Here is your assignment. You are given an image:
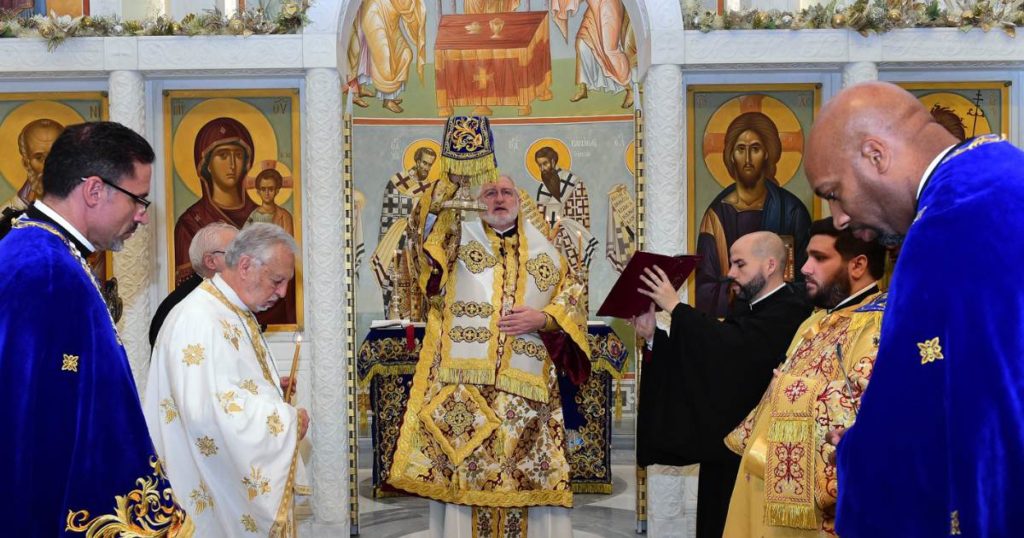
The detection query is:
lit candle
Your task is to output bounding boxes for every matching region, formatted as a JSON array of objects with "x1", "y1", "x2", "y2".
[{"x1": 284, "y1": 333, "x2": 302, "y2": 404}]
